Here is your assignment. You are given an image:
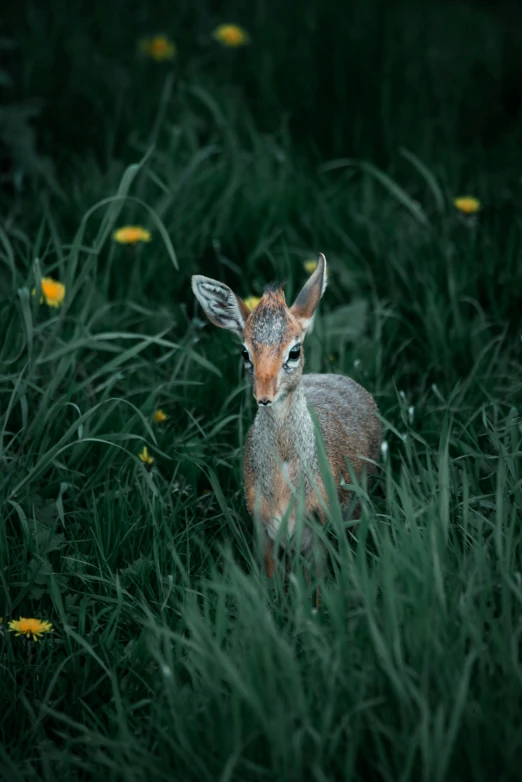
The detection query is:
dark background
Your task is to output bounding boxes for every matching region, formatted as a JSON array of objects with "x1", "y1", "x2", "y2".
[{"x1": 3, "y1": 0, "x2": 522, "y2": 184}]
